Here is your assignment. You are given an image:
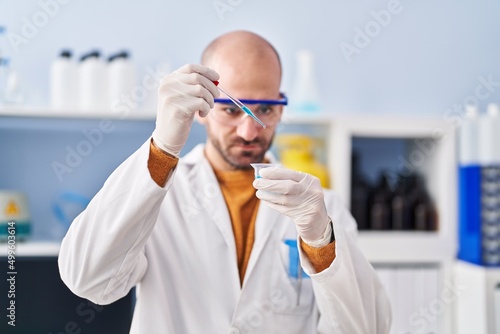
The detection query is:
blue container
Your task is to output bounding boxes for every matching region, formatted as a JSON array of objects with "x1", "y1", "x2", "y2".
[
  {"x1": 458, "y1": 165, "x2": 482, "y2": 264},
  {"x1": 458, "y1": 165, "x2": 500, "y2": 266}
]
